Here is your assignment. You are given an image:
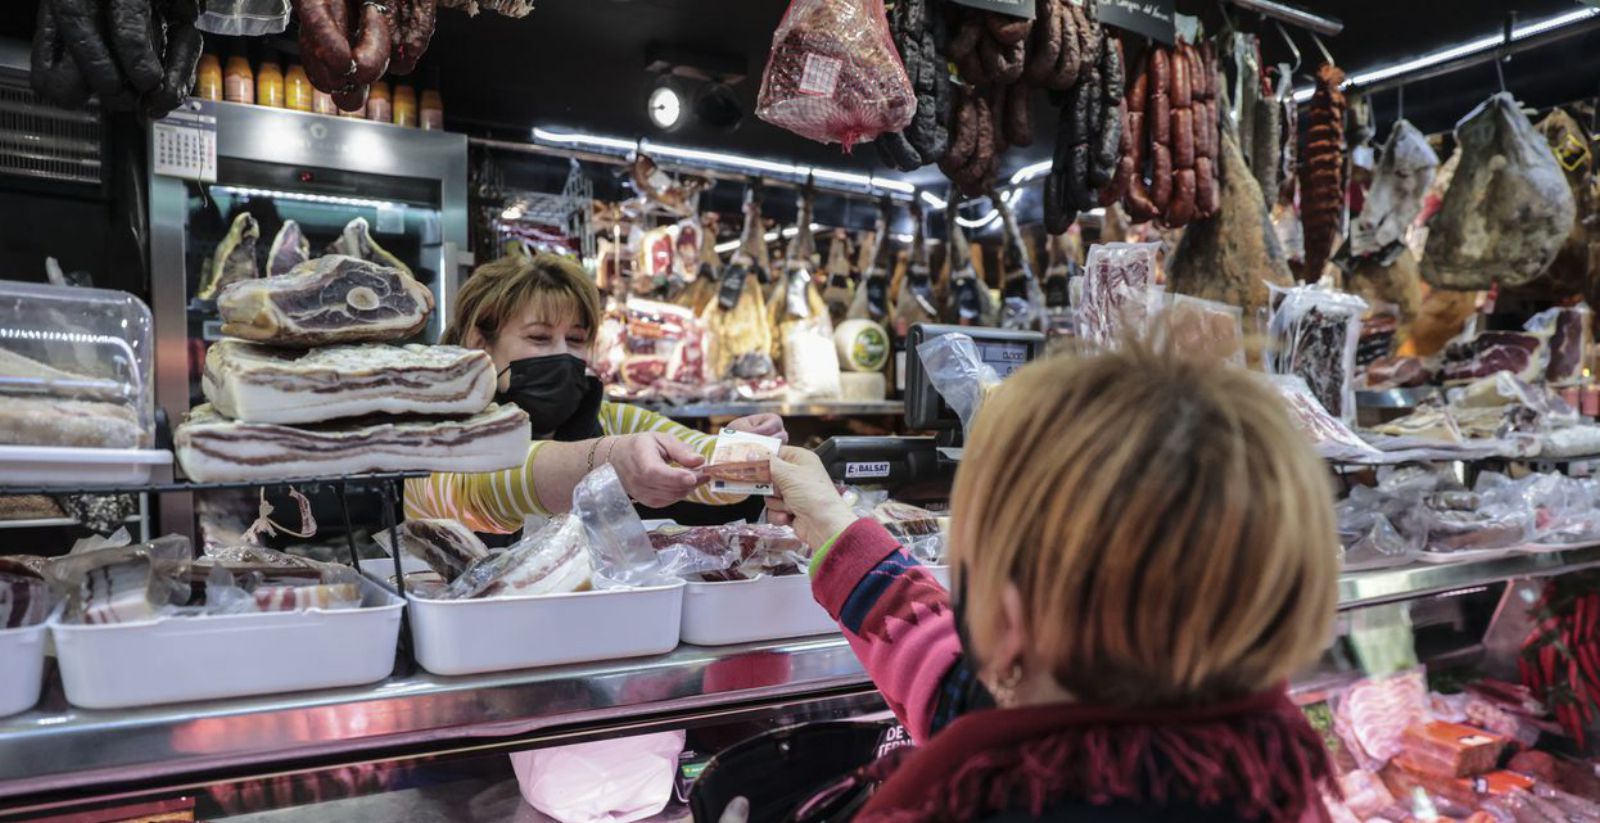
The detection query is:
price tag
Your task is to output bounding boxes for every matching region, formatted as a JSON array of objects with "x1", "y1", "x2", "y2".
[
  {"x1": 151, "y1": 98, "x2": 217, "y2": 182},
  {"x1": 1095, "y1": 0, "x2": 1176, "y2": 44},
  {"x1": 846, "y1": 461, "x2": 891, "y2": 480},
  {"x1": 947, "y1": 0, "x2": 1034, "y2": 18}
]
